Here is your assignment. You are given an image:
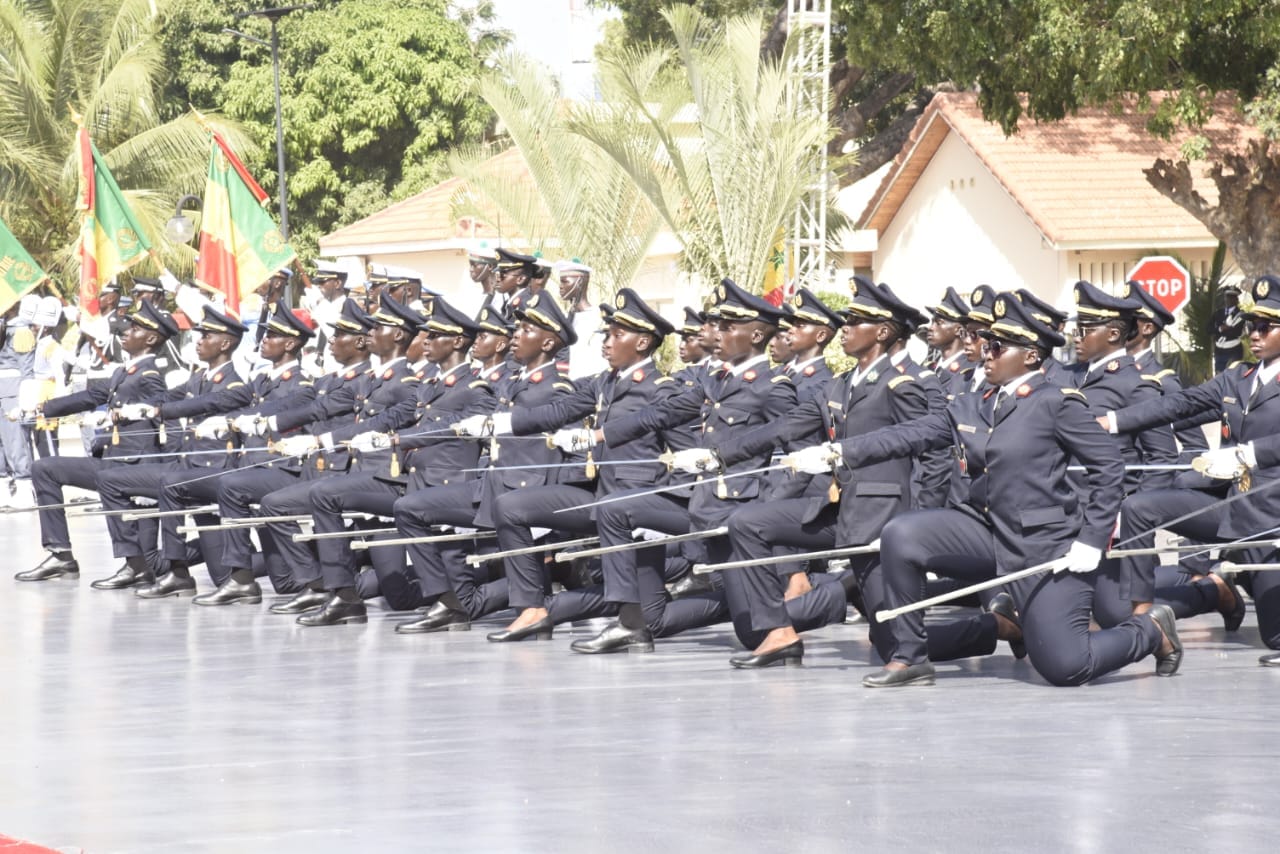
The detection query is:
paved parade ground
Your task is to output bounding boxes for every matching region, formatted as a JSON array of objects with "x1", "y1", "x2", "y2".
[{"x1": 0, "y1": 511, "x2": 1274, "y2": 853}]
